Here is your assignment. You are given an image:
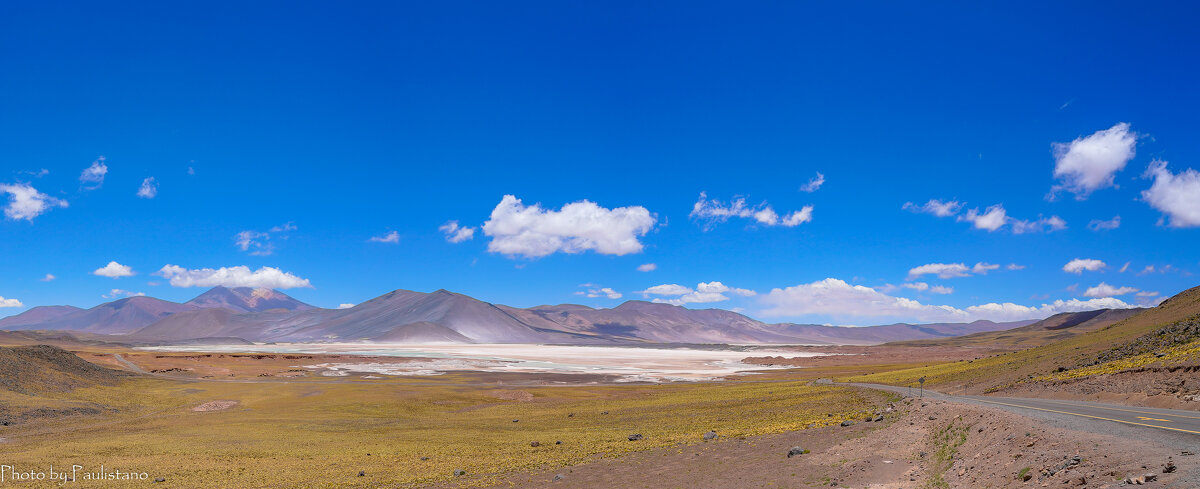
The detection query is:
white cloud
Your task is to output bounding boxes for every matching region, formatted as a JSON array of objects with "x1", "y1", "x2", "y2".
[
  {"x1": 781, "y1": 206, "x2": 814, "y2": 227},
  {"x1": 907, "y1": 263, "x2": 970, "y2": 279},
  {"x1": 1006, "y1": 264, "x2": 1026, "y2": 271},
  {"x1": 137, "y1": 177, "x2": 158, "y2": 199},
  {"x1": 0, "y1": 182, "x2": 68, "y2": 221},
  {"x1": 368, "y1": 231, "x2": 400, "y2": 244},
  {"x1": 1083, "y1": 282, "x2": 1138, "y2": 298},
  {"x1": 1142, "y1": 160, "x2": 1200, "y2": 227},
  {"x1": 585, "y1": 287, "x2": 623, "y2": 299},
  {"x1": 799, "y1": 172, "x2": 825, "y2": 193},
  {"x1": 760, "y1": 278, "x2": 1135, "y2": 323},
  {"x1": 40, "y1": 273, "x2": 55, "y2": 282},
  {"x1": 337, "y1": 303, "x2": 355, "y2": 309},
  {"x1": 1011, "y1": 215, "x2": 1067, "y2": 234},
  {"x1": 1138, "y1": 265, "x2": 1155, "y2": 276},
  {"x1": 902, "y1": 199, "x2": 963, "y2": 217},
  {"x1": 79, "y1": 156, "x2": 108, "y2": 189},
  {"x1": 916, "y1": 200, "x2": 1064, "y2": 234},
  {"x1": 957, "y1": 205, "x2": 1008, "y2": 231},
  {"x1": 270, "y1": 222, "x2": 297, "y2": 233},
  {"x1": 690, "y1": 192, "x2": 812, "y2": 229},
  {"x1": 972, "y1": 262, "x2": 1000, "y2": 274},
  {"x1": 639, "y1": 281, "x2": 755, "y2": 306},
  {"x1": 902, "y1": 282, "x2": 929, "y2": 291},
  {"x1": 1062, "y1": 258, "x2": 1106, "y2": 274},
  {"x1": 483, "y1": 195, "x2": 656, "y2": 258},
  {"x1": 908, "y1": 262, "x2": 1002, "y2": 280},
  {"x1": 0, "y1": 296, "x2": 23, "y2": 308},
  {"x1": 235, "y1": 223, "x2": 295, "y2": 256},
  {"x1": 235, "y1": 231, "x2": 272, "y2": 255},
  {"x1": 636, "y1": 263, "x2": 657, "y2": 272},
  {"x1": 93, "y1": 261, "x2": 134, "y2": 278},
  {"x1": 929, "y1": 285, "x2": 954, "y2": 295},
  {"x1": 155, "y1": 265, "x2": 312, "y2": 289},
  {"x1": 639, "y1": 284, "x2": 693, "y2": 296},
  {"x1": 1119, "y1": 262, "x2": 1131, "y2": 273},
  {"x1": 1135, "y1": 291, "x2": 1159, "y2": 297},
  {"x1": 439, "y1": 221, "x2": 476, "y2": 243},
  {"x1": 1051, "y1": 122, "x2": 1137, "y2": 200},
  {"x1": 103, "y1": 289, "x2": 145, "y2": 299},
  {"x1": 1087, "y1": 215, "x2": 1121, "y2": 231}
]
